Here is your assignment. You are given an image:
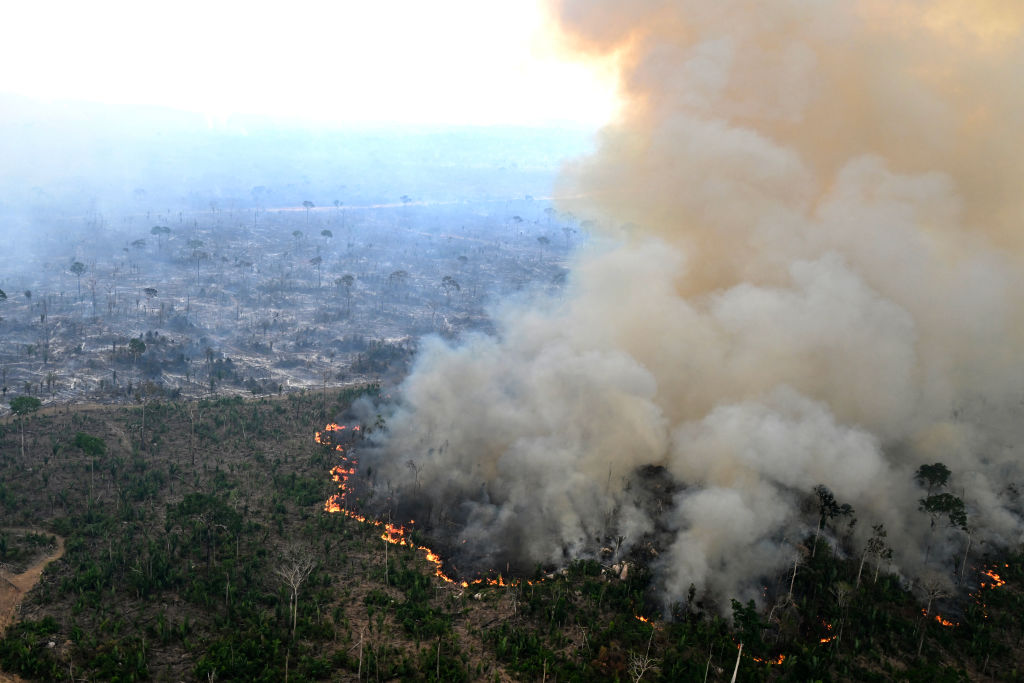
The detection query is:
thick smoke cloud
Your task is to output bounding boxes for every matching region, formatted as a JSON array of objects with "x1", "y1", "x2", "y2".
[{"x1": 364, "y1": 0, "x2": 1024, "y2": 609}]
